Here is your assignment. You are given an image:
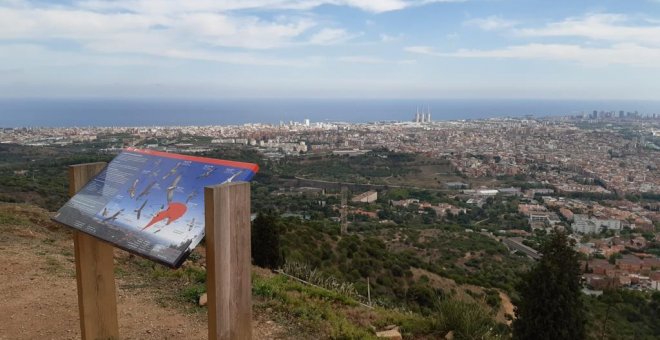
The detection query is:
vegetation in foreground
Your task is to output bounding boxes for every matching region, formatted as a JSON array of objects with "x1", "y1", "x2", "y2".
[
  {"x1": 513, "y1": 231, "x2": 585, "y2": 340},
  {"x1": 1, "y1": 143, "x2": 659, "y2": 339}
]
